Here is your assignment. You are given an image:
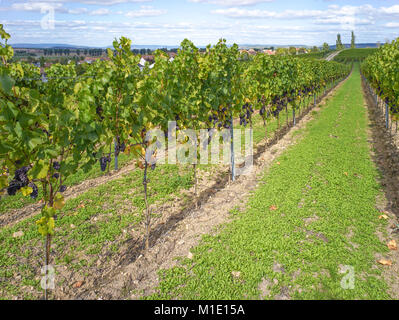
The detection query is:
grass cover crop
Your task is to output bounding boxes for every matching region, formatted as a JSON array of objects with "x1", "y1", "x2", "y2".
[{"x1": 148, "y1": 66, "x2": 392, "y2": 300}]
